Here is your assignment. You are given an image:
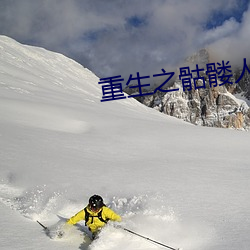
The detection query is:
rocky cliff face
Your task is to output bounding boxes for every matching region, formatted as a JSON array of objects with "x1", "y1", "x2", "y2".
[{"x1": 127, "y1": 49, "x2": 250, "y2": 130}]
